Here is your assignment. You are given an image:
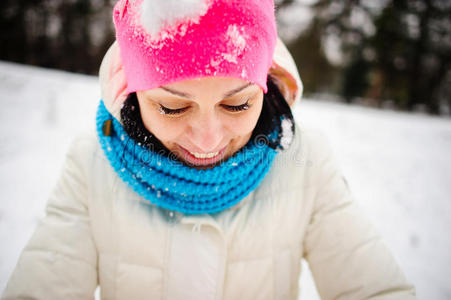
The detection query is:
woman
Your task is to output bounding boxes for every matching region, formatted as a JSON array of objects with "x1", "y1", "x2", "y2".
[{"x1": 3, "y1": 0, "x2": 416, "y2": 299}]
